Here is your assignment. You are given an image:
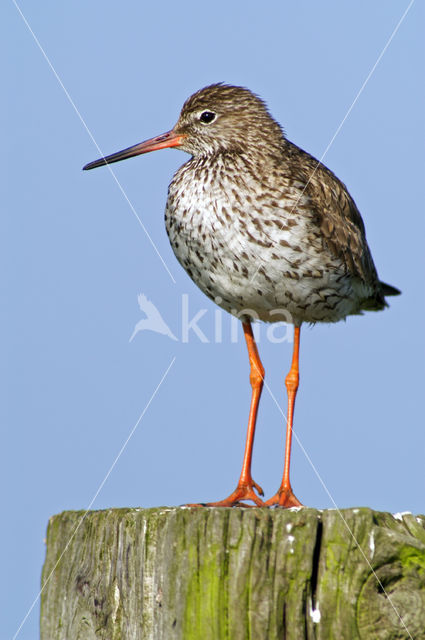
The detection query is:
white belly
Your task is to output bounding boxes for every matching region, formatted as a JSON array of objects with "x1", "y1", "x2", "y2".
[{"x1": 165, "y1": 159, "x2": 369, "y2": 325}]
